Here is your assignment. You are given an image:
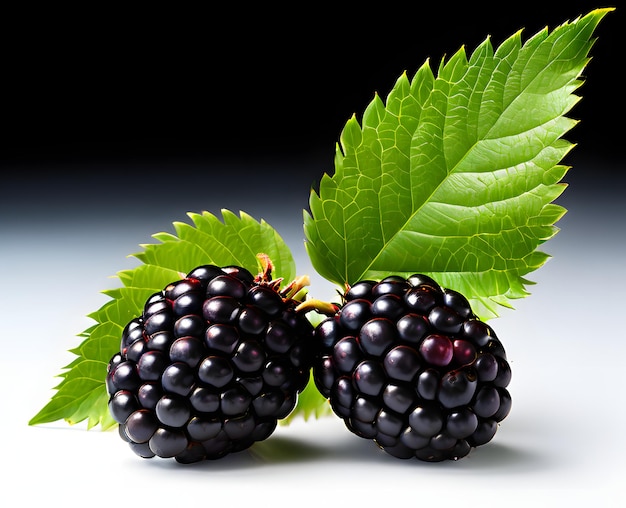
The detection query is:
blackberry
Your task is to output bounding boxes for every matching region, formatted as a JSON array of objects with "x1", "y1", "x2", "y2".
[
  {"x1": 311, "y1": 275, "x2": 512, "y2": 462},
  {"x1": 106, "y1": 258, "x2": 314, "y2": 463}
]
